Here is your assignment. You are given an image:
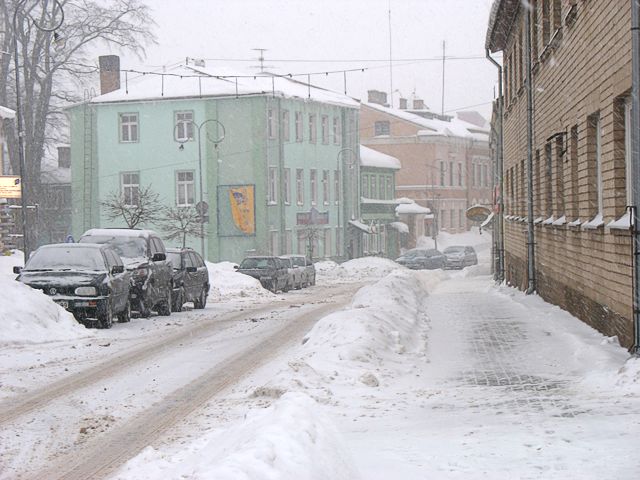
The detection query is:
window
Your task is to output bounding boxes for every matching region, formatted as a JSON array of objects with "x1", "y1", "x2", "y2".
[
  {"x1": 592, "y1": 113, "x2": 603, "y2": 215},
  {"x1": 542, "y1": 0, "x2": 551, "y2": 45},
  {"x1": 531, "y1": 0, "x2": 538, "y2": 59},
  {"x1": 268, "y1": 167, "x2": 278, "y2": 204},
  {"x1": 322, "y1": 170, "x2": 330, "y2": 204},
  {"x1": 295, "y1": 112, "x2": 303, "y2": 142},
  {"x1": 333, "y1": 116, "x2": 341, "y2": 145},
  {"x1": 441, "y1": 209, "x2": 447, "y2": 229},
  {"x1": 554, "y1": 136, "x2": 565, "y2": 215},
  {"x1": 370, "y1": 175, "x2": 377, "y2": 199},
  {"x1": 283, "y1": 168, "x2": 291, "y2": 205},
  {"x1": 439, "y1": 161, "x2": 445, "y2": 186},
  {"x1": 175, "y1": 111, "x2": 194, "y2": 142},
  {"x1": 482, "y1": 164, "x2": 488, "y2": 187},
  {"x1": 296, "y1": 169, "x2": 304, "y2": 205},
  {"x1": 458, "y1": 162, "x2": 463, "y2": 186},
  {"x1": 449, "y1": 161, "x2": 454, "y2": 186},
  {"x1": 362, "y1": 174, "x2": 370, "y2": 197},
  {"x1": 374, "y1": 121, "x2": 390, "y2": 136},
  {"x1": 321, "y1": 115, "x2": 329, "y2": 144},
  {"x1": 386, "y1": 177, "x2": 393, "y2": 199},
  {"x1": 570, "y1": 125, "x2": 579, "y2": 218},
  {"x1": 267, "y1": 108, "x2": 276, "y2": 139},
  {"x1": 450, "y1": 210, "x2": 455, "y2": 229},
  {"x1": 176, "y1": 170, "x2": 195, "y2": 206},
  {"x1": 121, "y1": 172, "x2": 140, "y2": 206},
  {"x1": 334, "y1": 170, "x2": 341, "y2": 203},
  {"x1": 119, "y1": 113, "x2": 139, "y2": 143},
  {"x1": 310, "y1": 169, "x2": 318, "y2": 205},
  {"x1": 282, "y1": 110, "x2": 290, "y2": 142},
  {"x1": 625, "y1": 98, "x2": 633, "y2": 206},
  {"x1": 269, "y1": 230, "x2": 279, "y2": 255},
  {"x1": 309, "y1": 114, "x2": 317, "y2": 143}
]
